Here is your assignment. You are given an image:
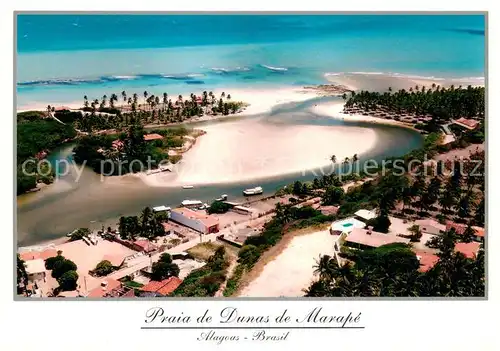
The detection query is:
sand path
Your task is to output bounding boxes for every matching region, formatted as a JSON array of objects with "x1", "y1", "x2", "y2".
[{"x1": 238, "y1": 229, "x2": 335, "y2": 297}]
